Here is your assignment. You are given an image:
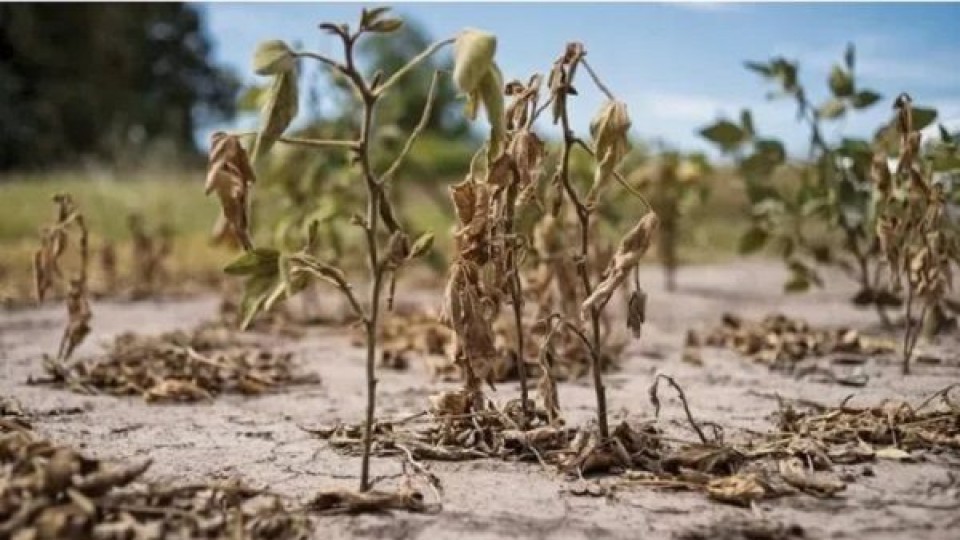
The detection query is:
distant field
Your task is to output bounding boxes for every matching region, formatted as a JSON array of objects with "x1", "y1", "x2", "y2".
[{"x1": 0, "y1": 167, "x2": 750, "y2": 303}]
